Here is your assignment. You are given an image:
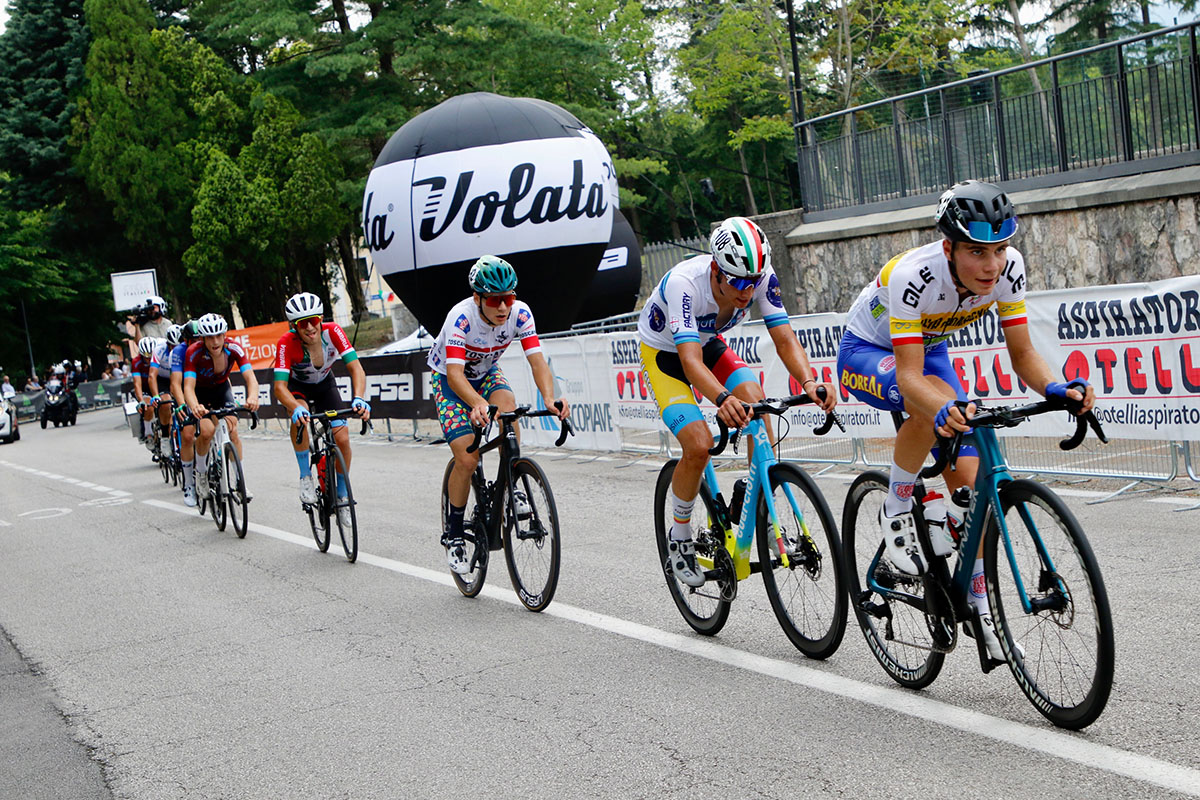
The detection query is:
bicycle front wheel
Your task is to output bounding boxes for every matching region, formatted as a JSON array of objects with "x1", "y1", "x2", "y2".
[
  {"x1": 210, "y1": 458, "x2": 228, "y2": 532},
  {"x1": 842, "y1": 471, "x2": 944, "y2": 689},
  {"x1": 330, "y1": 446, "x2": 357, "y2": 563},
  {"x1": 441, "y1": 458, "x2": 488, "y2": 597},
  {"x1": 502, "y1": 458, "x2": 560, "y2": 612},
  {"x1": 757, "y1": 462, "x2": 847, "y2": 660},
  {"x1": 986, "y1": 479, "x2": 1115, "y2": 729},
  {"x1": 224, "y1": 443, "x2": 248, "y2": 539},
  {"x1": 653, "y1": 460, "x2": 731, "y2": 636}
]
